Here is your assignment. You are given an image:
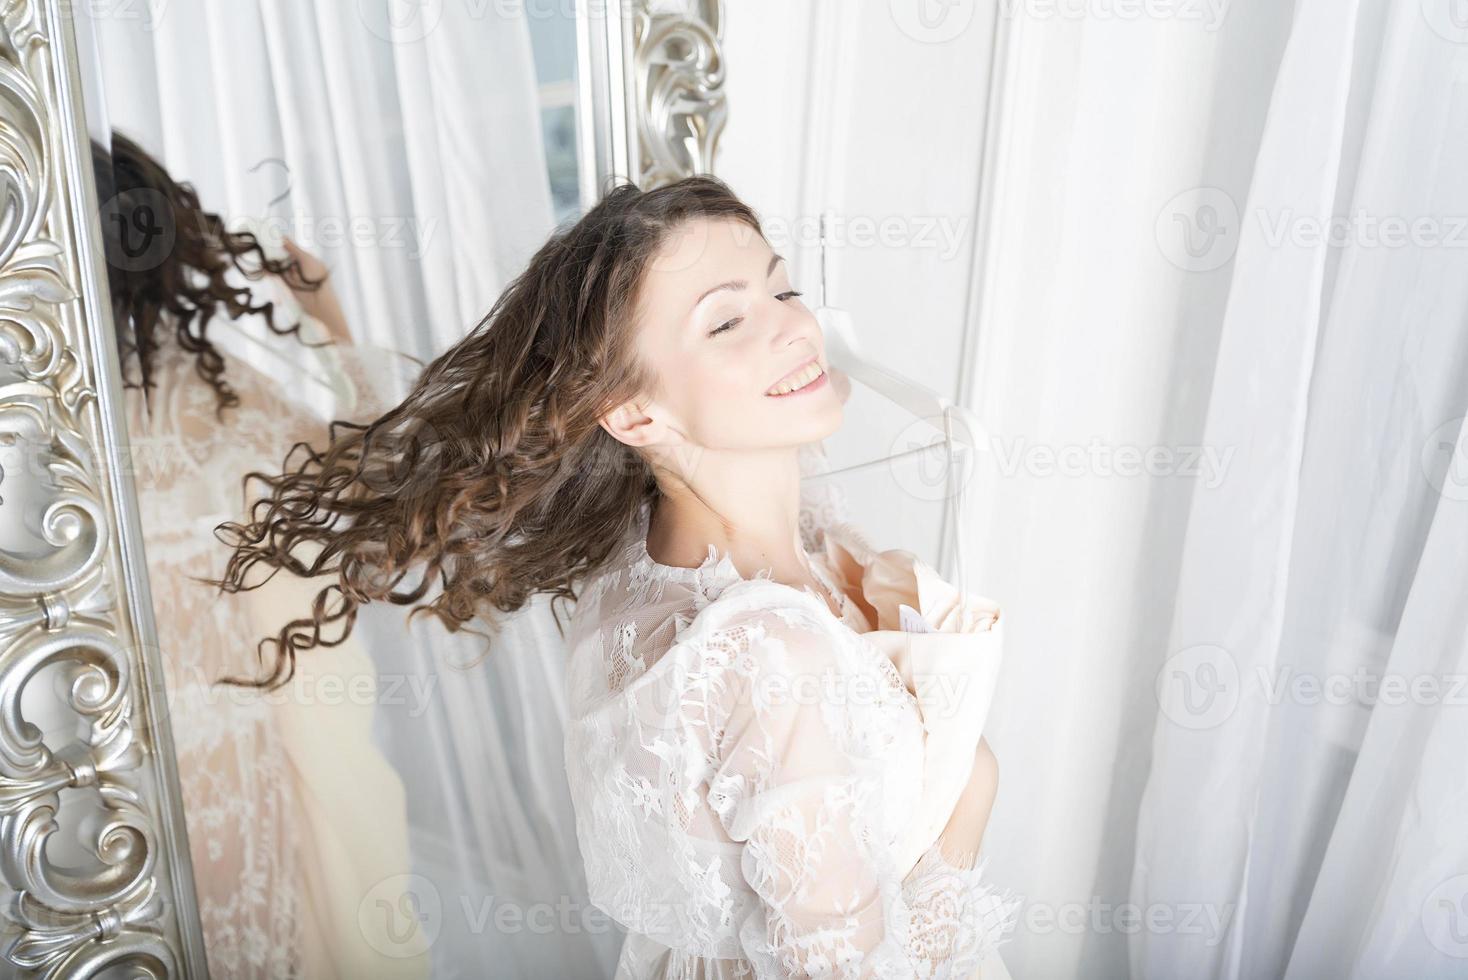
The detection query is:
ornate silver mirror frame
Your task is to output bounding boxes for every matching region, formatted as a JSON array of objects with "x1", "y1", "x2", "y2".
[
  {"x1": 0, "y1": 0, "x2": 724, "y2": 975},
  {"x1": 0, "y1": 0, "x2": 204, "y2": 975},
  {"x1": 578, "y1": 0, "x2": 726, "y2": 193}
]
